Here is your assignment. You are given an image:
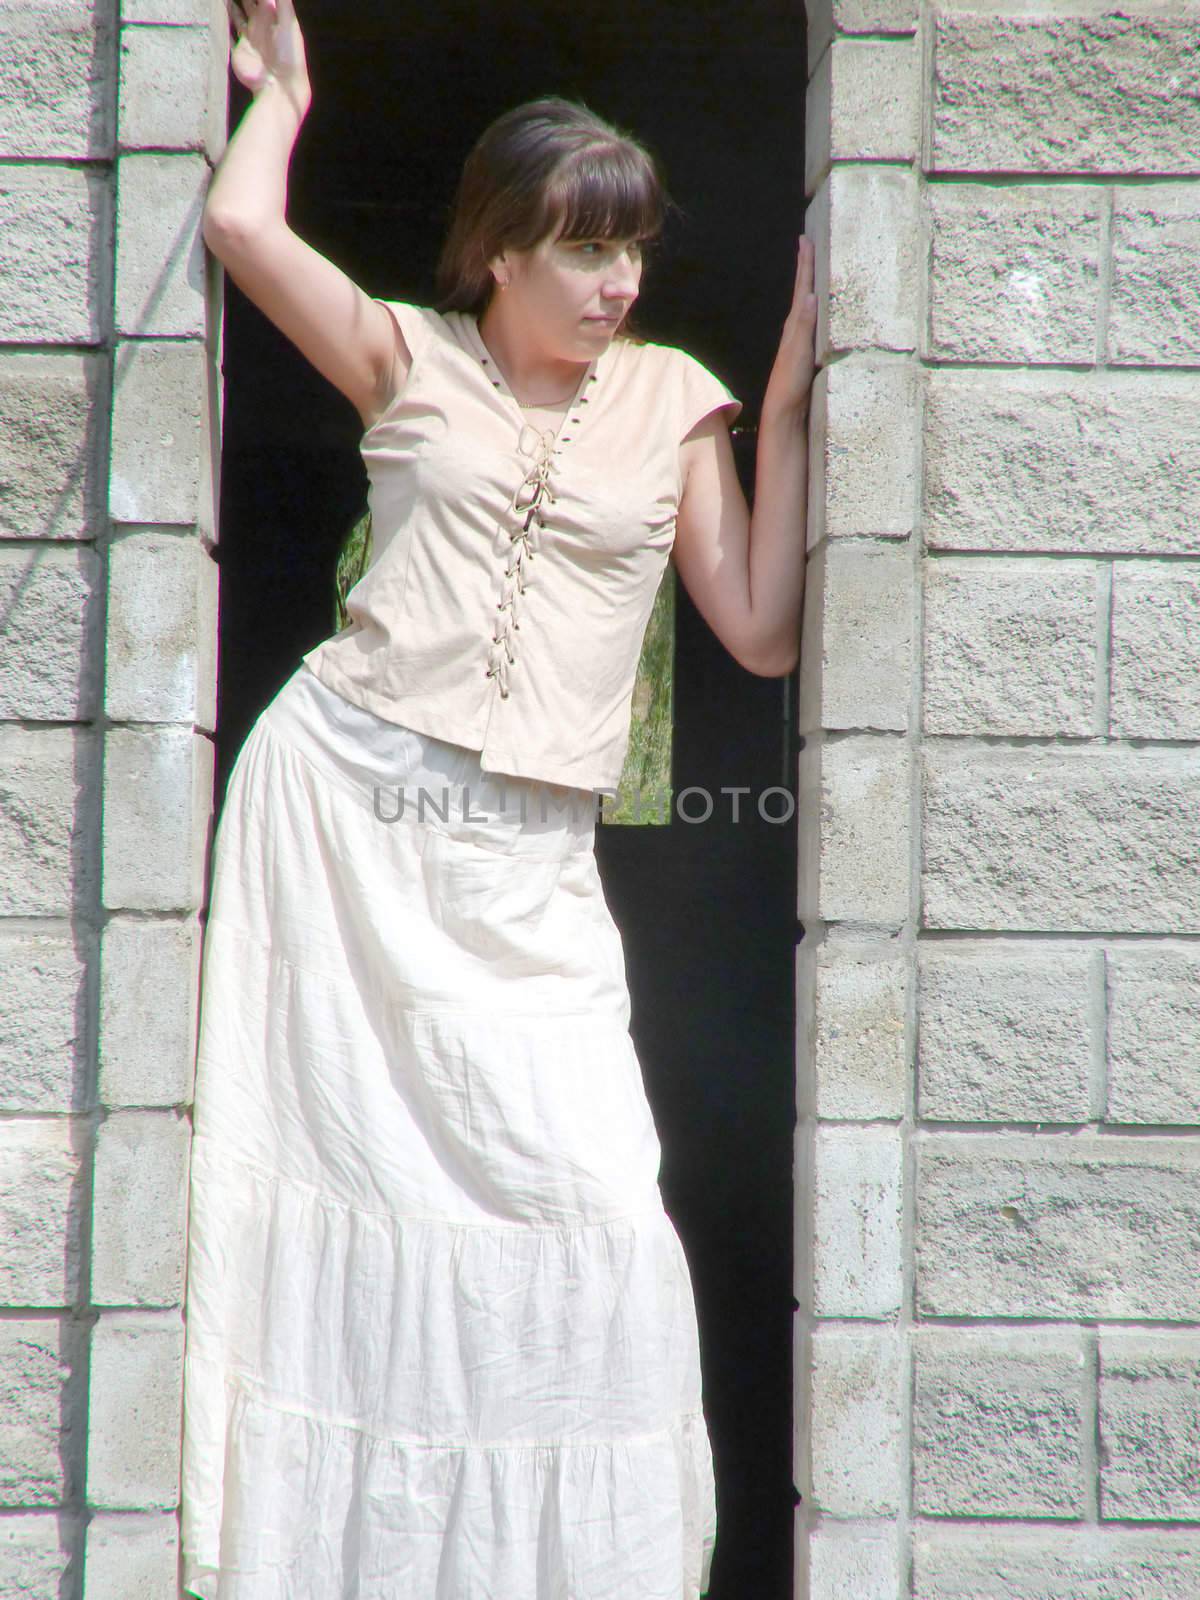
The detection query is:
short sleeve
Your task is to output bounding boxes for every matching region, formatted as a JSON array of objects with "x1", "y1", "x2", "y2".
[
  {"x1": 674, "y1": 346, "x2": 743, "y2": 443},
  {"x1": 372, "y1": 299, "x2": 436, "y2": 387}
]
